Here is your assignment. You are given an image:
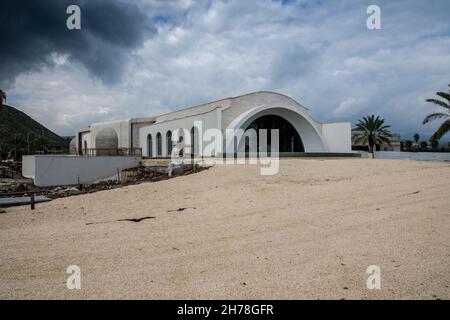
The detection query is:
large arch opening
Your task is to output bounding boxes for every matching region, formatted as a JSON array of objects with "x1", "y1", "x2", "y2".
[
  {"x1": 245, "y1": 114, "x2": 304, "y2": 153},
  {"x1": 227, "y1": 106, "x2": 327, "y2": 154}
]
